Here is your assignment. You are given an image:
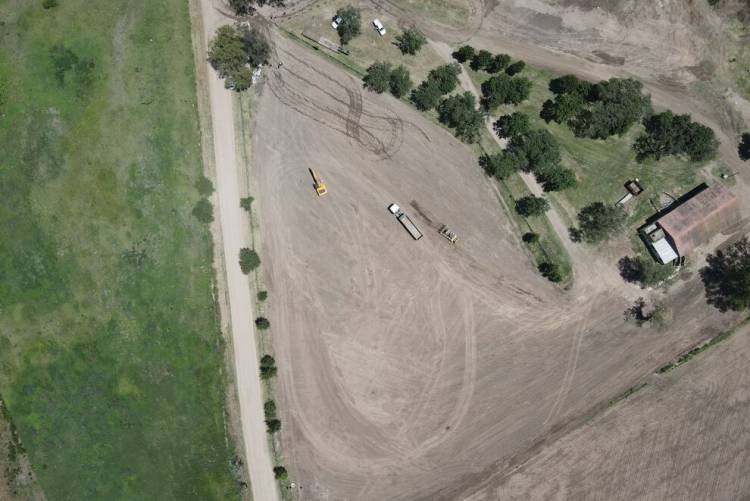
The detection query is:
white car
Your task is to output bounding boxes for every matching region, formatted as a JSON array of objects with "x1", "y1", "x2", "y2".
[
  {"x1": 331, "y1": 15, "x2": 342, "y2": 30},
  {"x1": 373, "y1": 18, "x2": 386, "y2": 36}
]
